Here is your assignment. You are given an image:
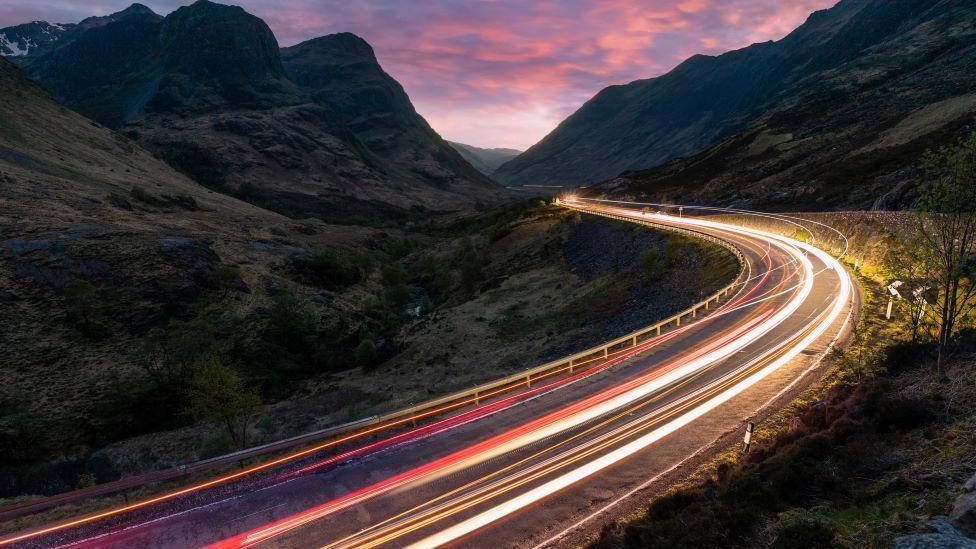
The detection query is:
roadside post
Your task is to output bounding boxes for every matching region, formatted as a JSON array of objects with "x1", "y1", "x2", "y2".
[
  {"x1": 743, "y1": 421, "x2": 755, "y2": 453},
  {"x1": 886, "y1": 281, "x2": 903, "y2": 320}
]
